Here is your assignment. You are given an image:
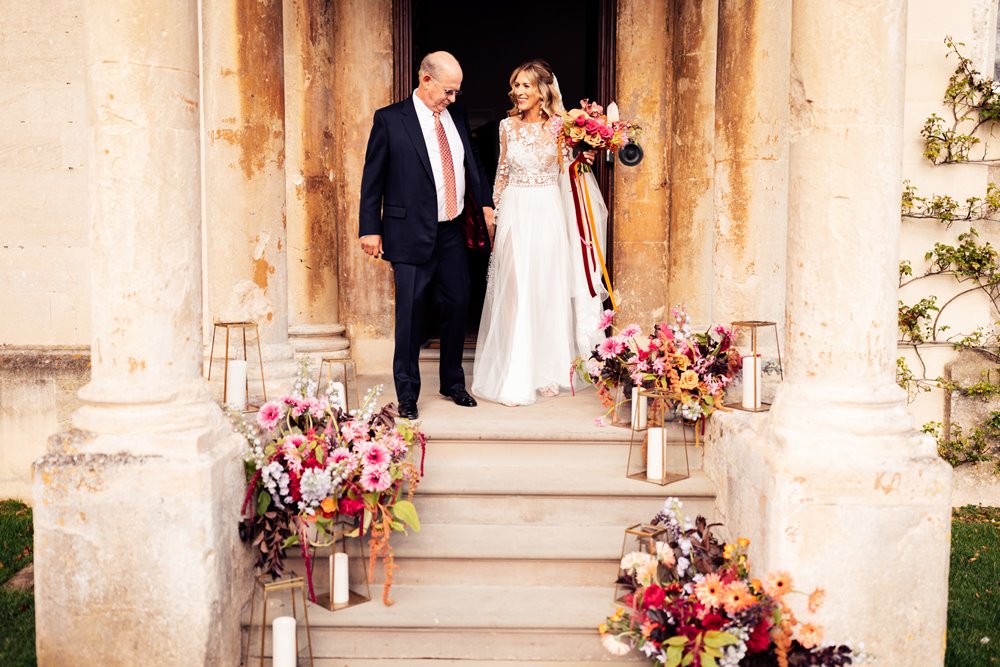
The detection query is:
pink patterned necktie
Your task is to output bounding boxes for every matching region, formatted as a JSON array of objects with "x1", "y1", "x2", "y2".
[{"x1": 433, "y1": 112, "x2": 458, "y2": 219}]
